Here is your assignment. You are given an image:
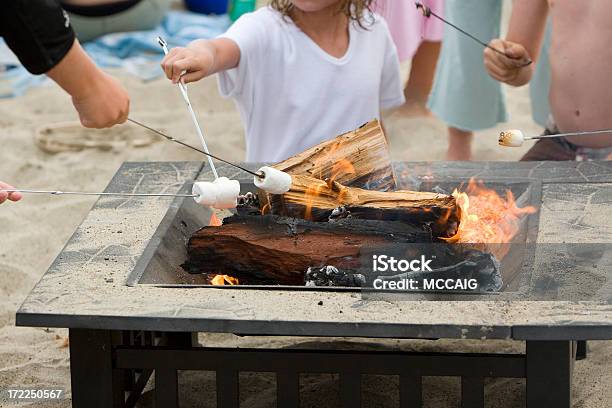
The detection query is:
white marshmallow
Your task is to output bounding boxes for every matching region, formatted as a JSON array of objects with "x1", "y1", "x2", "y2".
[
  {"x1": 213, "y1": 177, "x2": 241, "y2": 209},
  {"x1": 254, "y1": 166, "x2": 292, "y2": 194},
  {"x1": 192, "y1": 178, "x2": 241, "y2": 209},
  {"x1": 192, "y1": 182, "x2": 218, "y2": 206},
  {"x1": 499, "y1": 129, "x2": 525, "y2": 147}
]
